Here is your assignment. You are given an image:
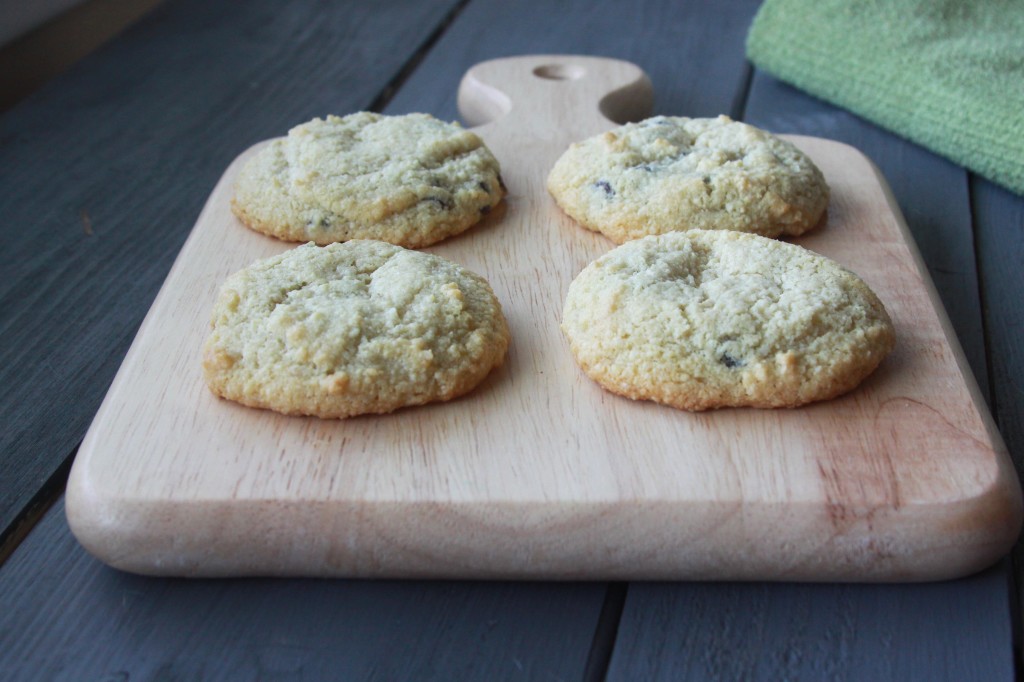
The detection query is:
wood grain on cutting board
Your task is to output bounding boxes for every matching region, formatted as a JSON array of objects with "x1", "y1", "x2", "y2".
[{"x1": 65, "y1": 56, "x2": 1022, "y2": 580}]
